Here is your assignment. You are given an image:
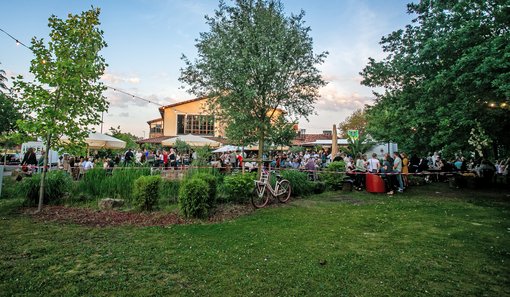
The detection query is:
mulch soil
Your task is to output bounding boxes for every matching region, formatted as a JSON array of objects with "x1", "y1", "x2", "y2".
[{"x1": 22, "y1": 202, "x2": 259, "y2": 228}]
